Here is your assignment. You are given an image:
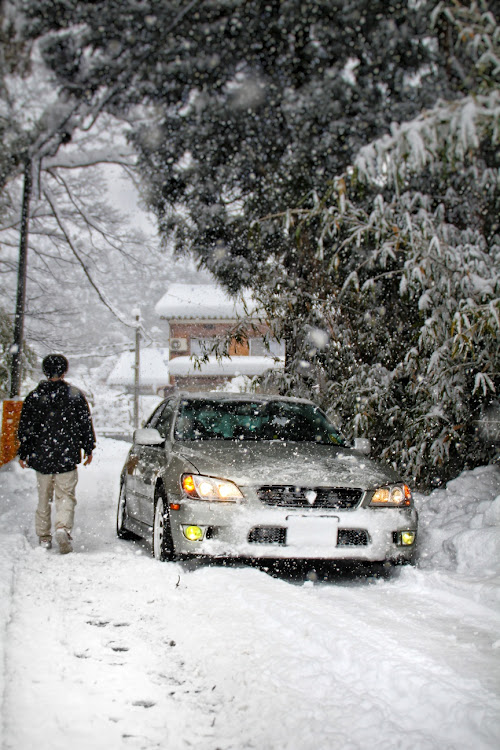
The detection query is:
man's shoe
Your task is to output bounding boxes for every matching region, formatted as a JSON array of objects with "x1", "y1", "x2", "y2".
[
  {"x1": 39, "y1": 536, "x2": 52, "y2": 550},
  {"x1": 55, "y1": 528, "x2": 73, "y2": 555}
]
